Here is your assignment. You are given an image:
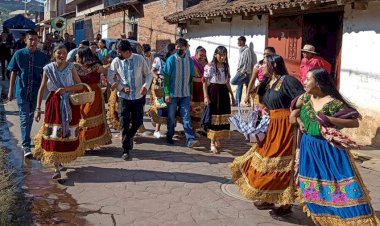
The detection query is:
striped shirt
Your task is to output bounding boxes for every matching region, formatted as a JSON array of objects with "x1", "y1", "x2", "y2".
[
  {"x1": 163, "y1": 53, "x2": 195, "y2": 98},
  {"x1": 236, "y1": 45, "x2": 253, "y2": 75},
  {"x1": 108, "y1": 53, "x2": 153, "y2": 100}
]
